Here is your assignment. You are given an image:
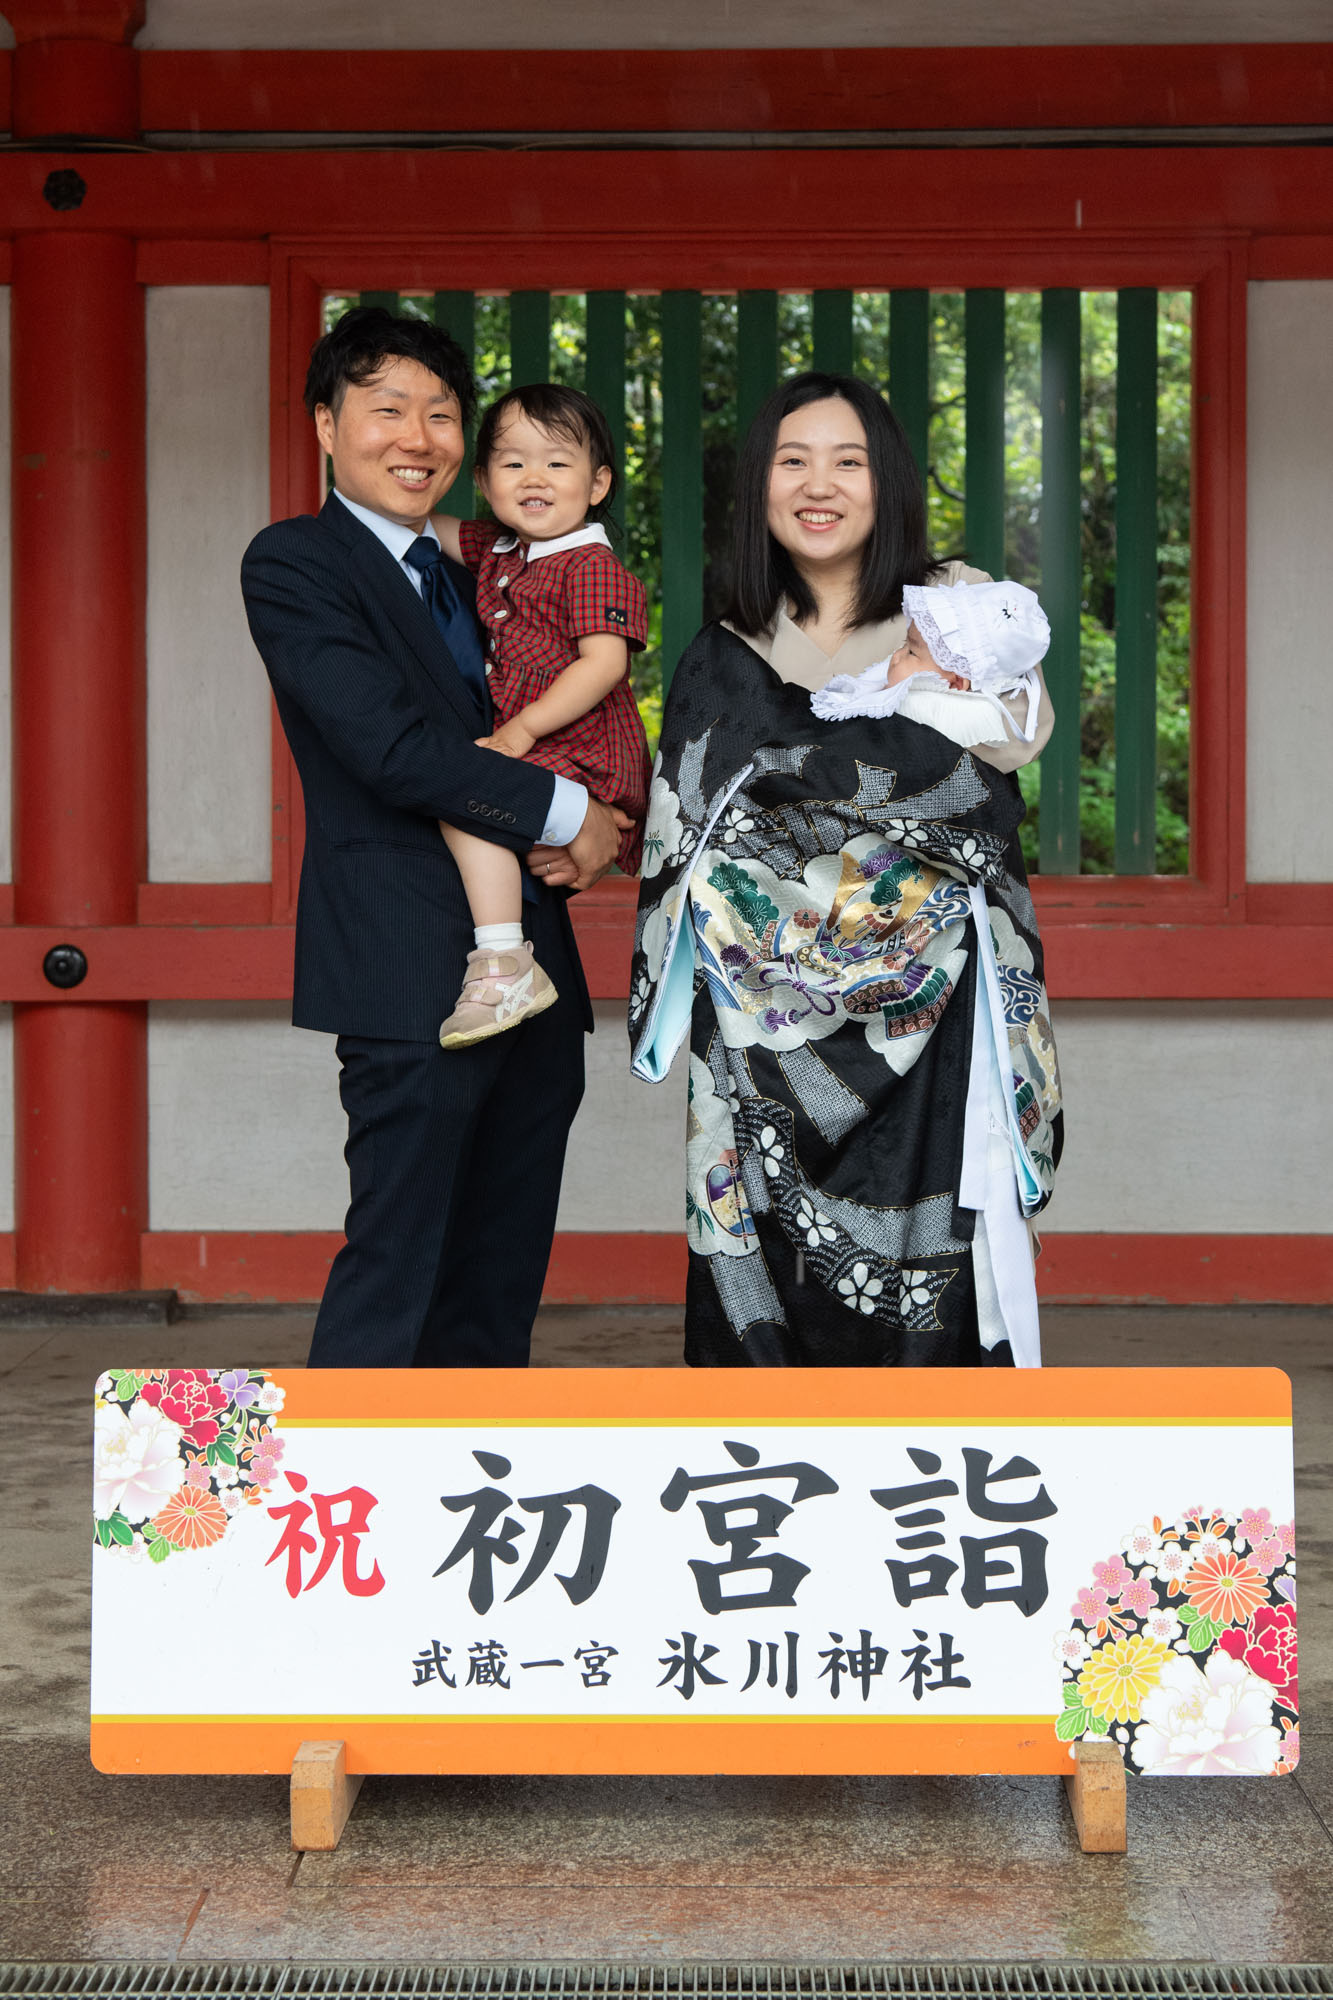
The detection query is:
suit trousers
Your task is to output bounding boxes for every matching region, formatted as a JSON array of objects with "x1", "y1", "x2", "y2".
[{"x1": 309, "y1": 917, "x2": 587, "y2": 1369}]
